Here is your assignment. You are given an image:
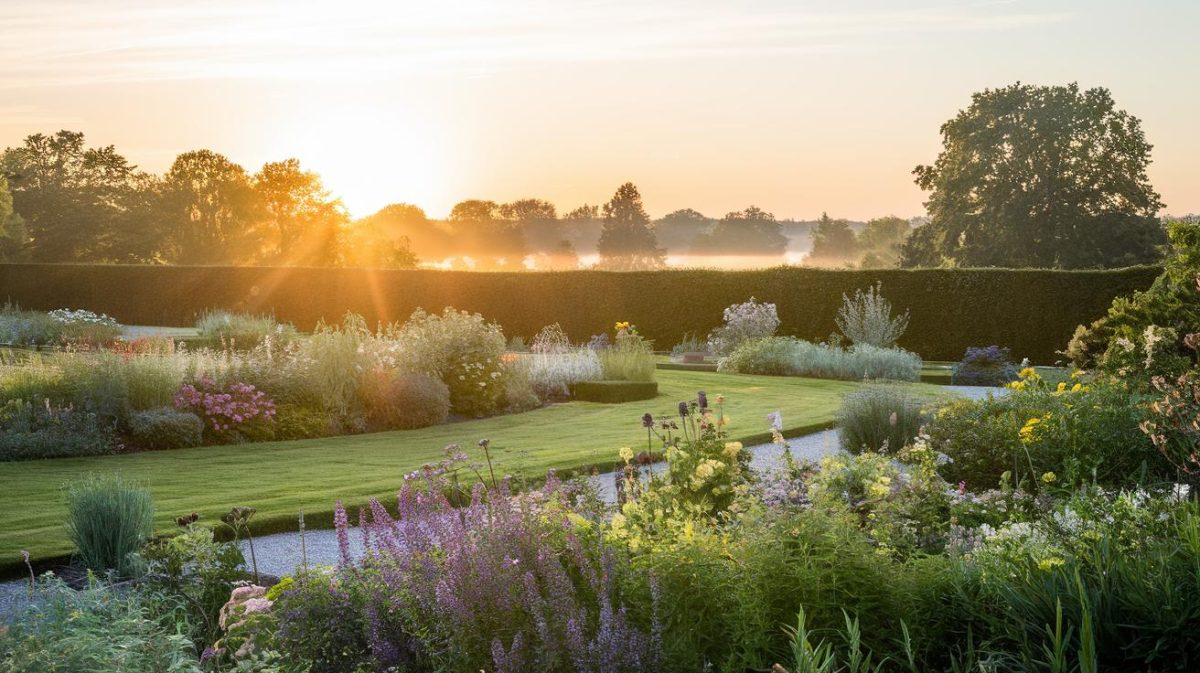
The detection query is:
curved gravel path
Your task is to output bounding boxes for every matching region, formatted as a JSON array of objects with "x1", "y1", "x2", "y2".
[{"x1": 1, "y1": 385, "x2": 1005, "y2": 619}]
